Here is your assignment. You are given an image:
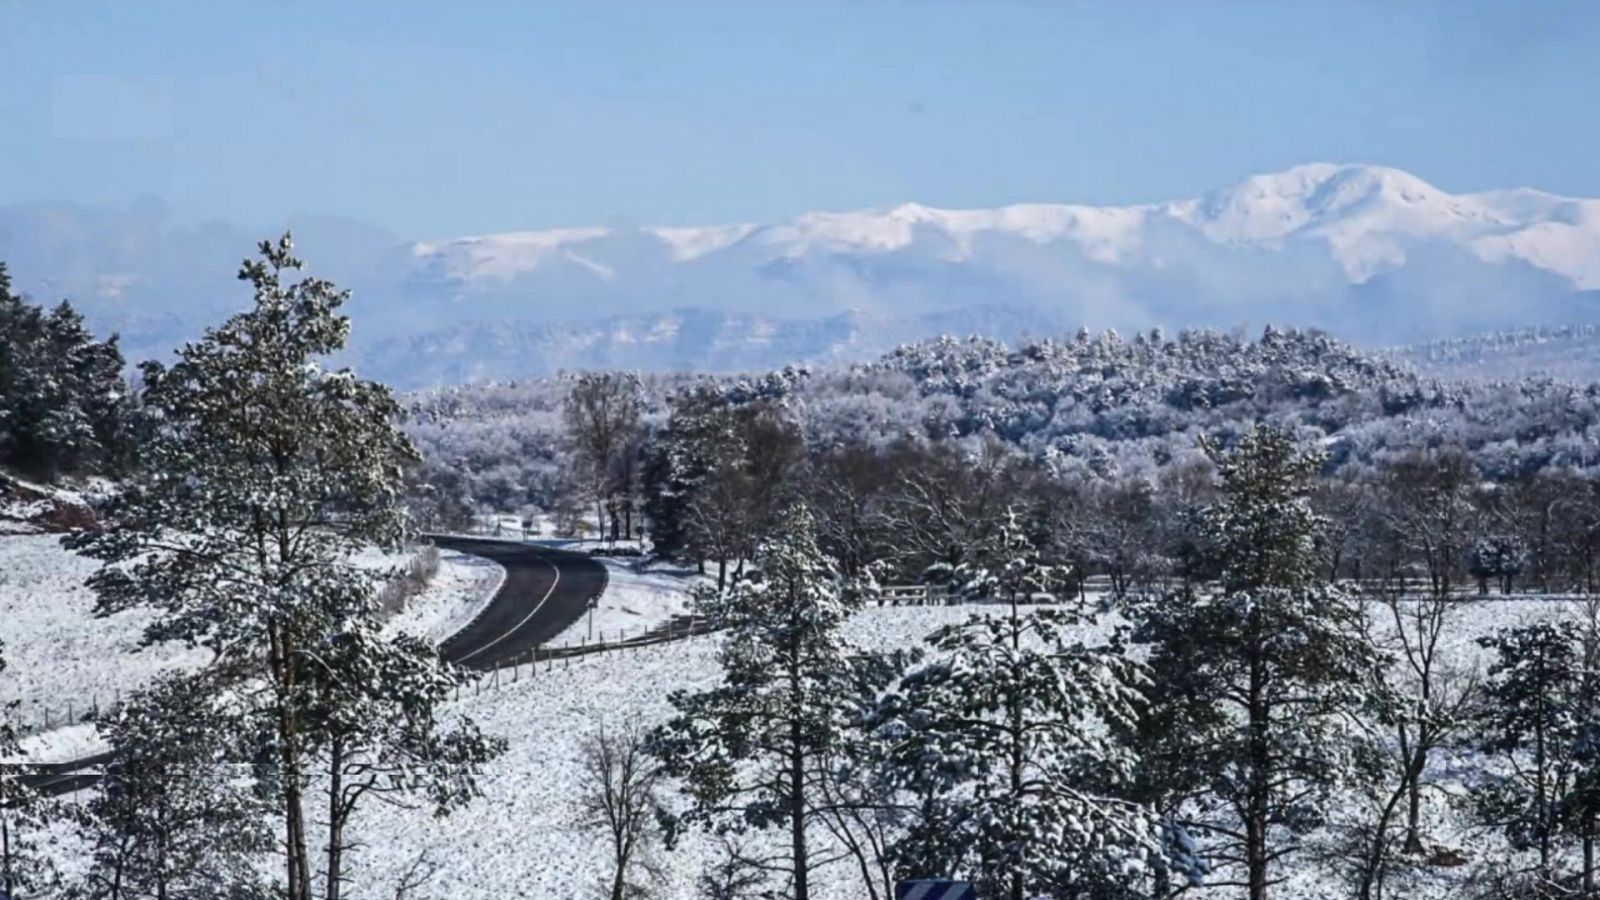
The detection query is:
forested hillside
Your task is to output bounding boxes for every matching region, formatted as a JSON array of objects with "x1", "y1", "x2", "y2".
[
  {"x1": 1393, "y1": 322, "x2": 1600, "y2": 382},
  {"x1": 404, "y1": 325, "x2": 1600, "y2": 593}
]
